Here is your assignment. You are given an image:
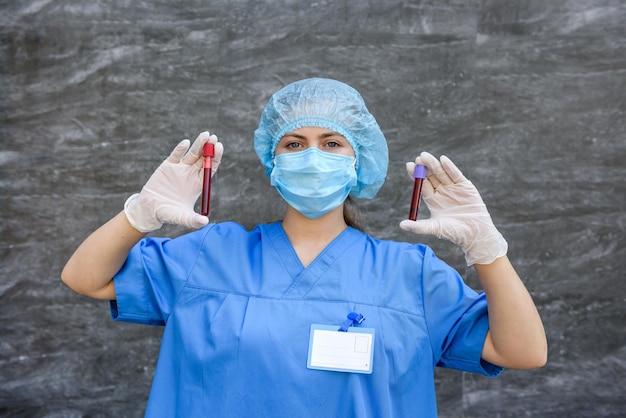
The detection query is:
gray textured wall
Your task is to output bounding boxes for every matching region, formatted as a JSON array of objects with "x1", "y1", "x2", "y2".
[{"x1": 1, "y1": 1, "x2": 625, "y2": 417}]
